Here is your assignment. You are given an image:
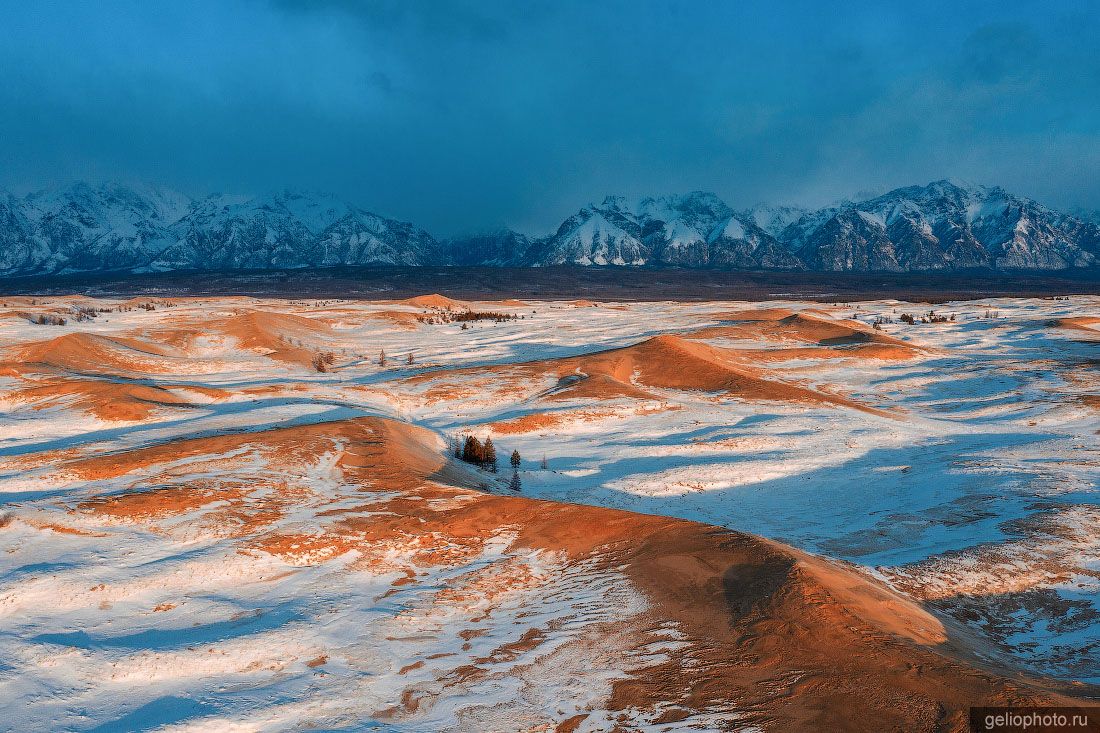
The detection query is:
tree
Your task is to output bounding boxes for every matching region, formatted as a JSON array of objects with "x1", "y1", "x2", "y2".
[
  {"x1": 509, "y1": 470, "x2": 522, "y2": 492},
  {"x1": 452, "y1": 435, "x2": 462, "y2": 458},
  {"x1": 484, "y1": 437, "x2": 497, "y2": 472},
  {"x1": 540, "y1": 455, "x2": 549, "y2": 470},
  {"x1": 510, "y1": 450, "x2": 521, "y2": 469},
  {"x1": 378, "y1": 349, "x2": 386, "y2": 366},
  {"x1": 406, "y1": 352, "x2": 414, "y2": 365},
  {"x1": 463, "y1": 435, "x2": 483, "y2": 463}
]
